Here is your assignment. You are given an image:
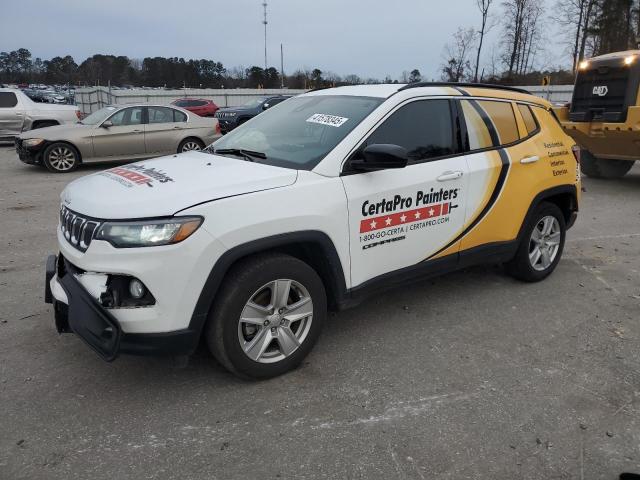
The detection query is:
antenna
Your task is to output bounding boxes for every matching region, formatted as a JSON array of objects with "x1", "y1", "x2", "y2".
[{"x1": 262, "y1": 2, "x2": 268, "y2": 72}]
